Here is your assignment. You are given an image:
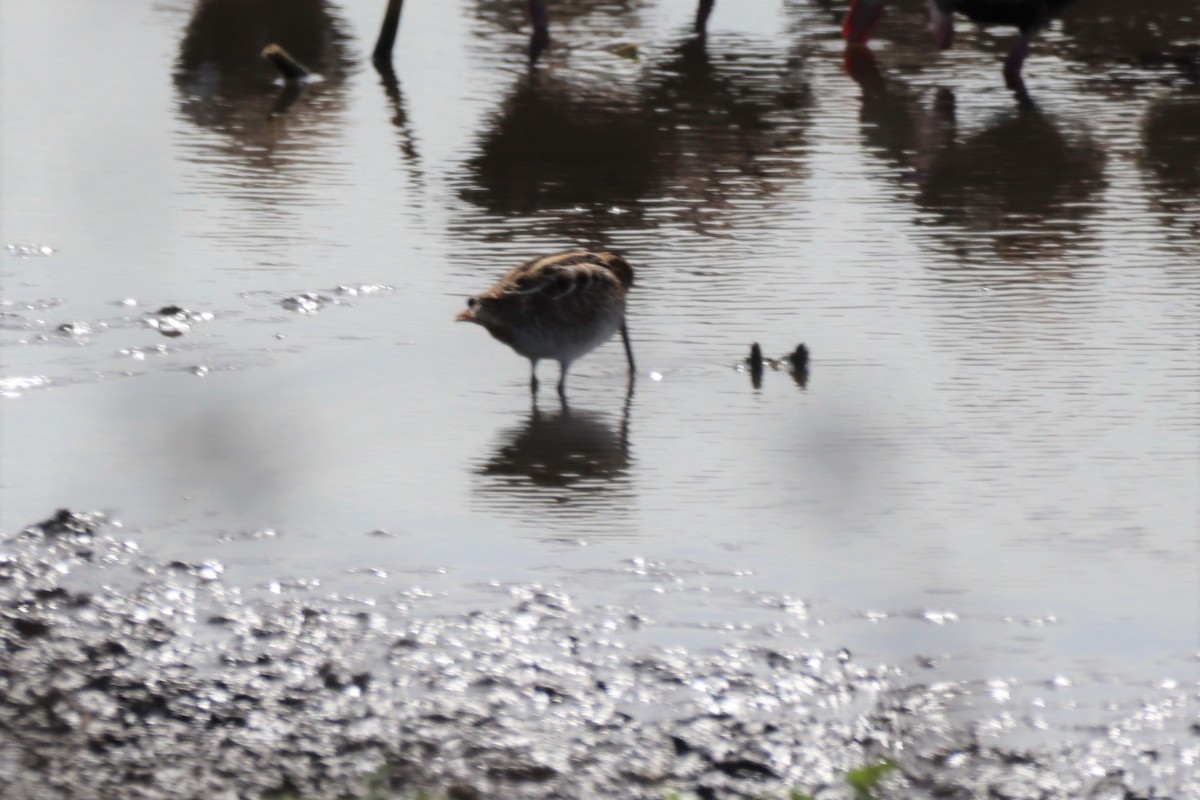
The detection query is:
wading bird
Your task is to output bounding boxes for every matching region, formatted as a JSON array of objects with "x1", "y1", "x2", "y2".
[{"x1": 456, "y1": 251, "x2": 636, "y2": 397}]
